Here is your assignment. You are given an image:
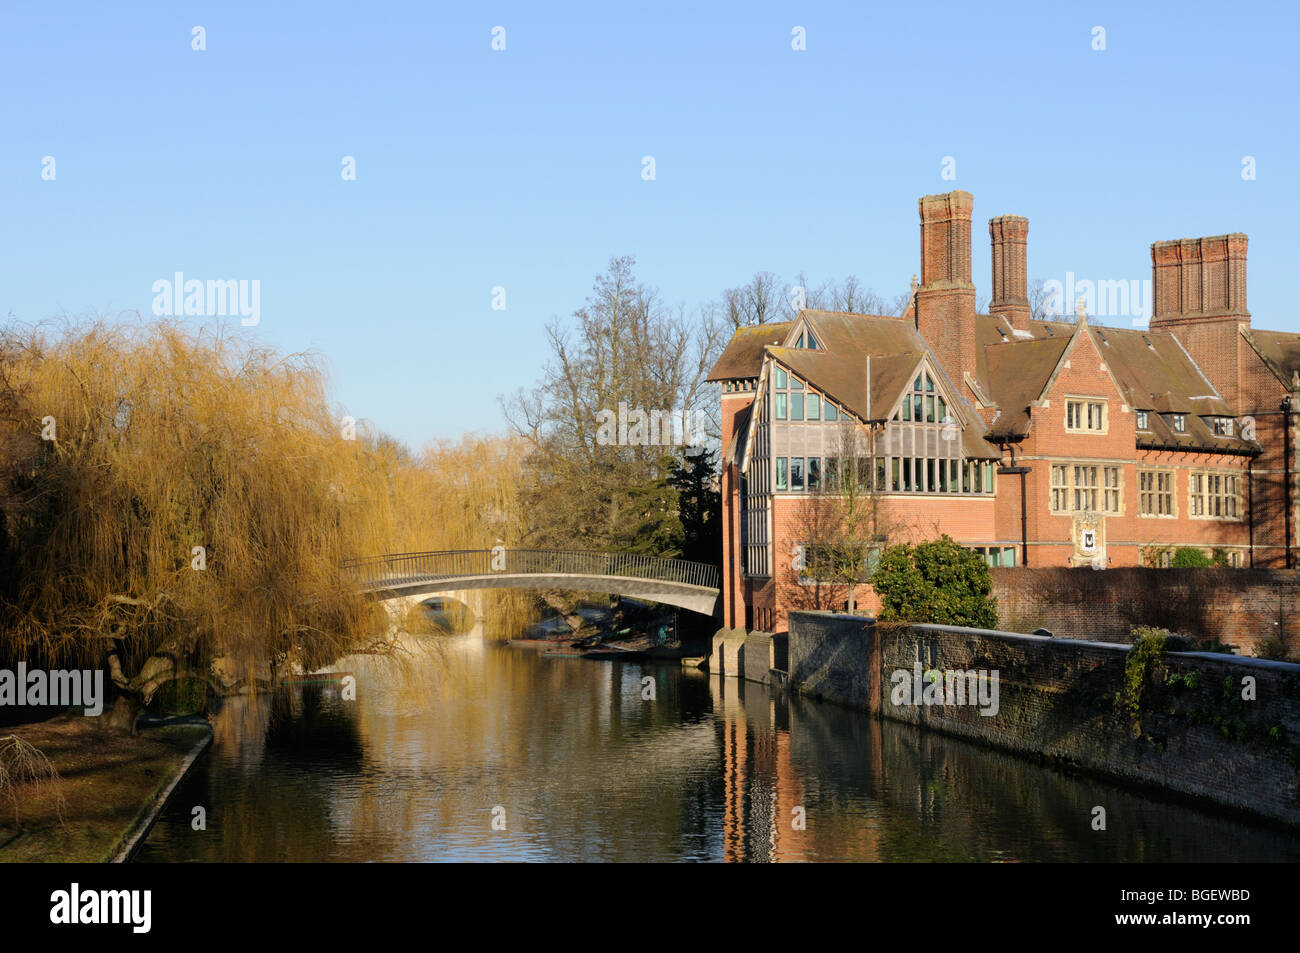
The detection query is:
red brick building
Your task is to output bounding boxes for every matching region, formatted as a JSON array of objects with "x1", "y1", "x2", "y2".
[{"x1": 710, "y1": 190, "x2": 1300, "y2": 633}]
